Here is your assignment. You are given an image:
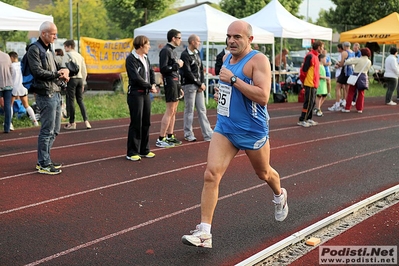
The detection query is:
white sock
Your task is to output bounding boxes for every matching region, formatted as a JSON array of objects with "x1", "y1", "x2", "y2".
[
  {"x1": 25, "y1": 106, "x2": 36, "y2": 122},
  {"x1": 200, "y1": 222, "x2": 211, "y2": 234},
  {"x1": 273, "y1": 192, "x2": 282, "y2": 203}
]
